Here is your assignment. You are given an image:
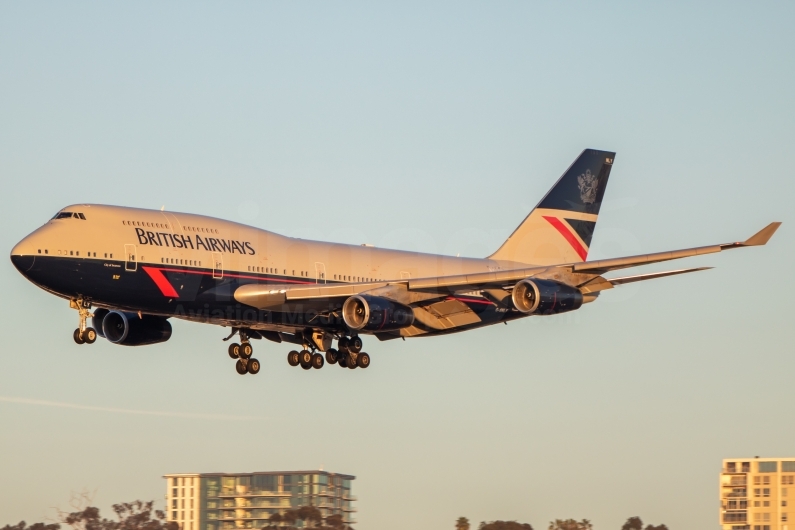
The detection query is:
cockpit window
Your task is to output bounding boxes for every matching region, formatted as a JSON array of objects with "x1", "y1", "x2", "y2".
[{"x1": 52, "y1": 212, "x2": 87, "y2": 220}]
